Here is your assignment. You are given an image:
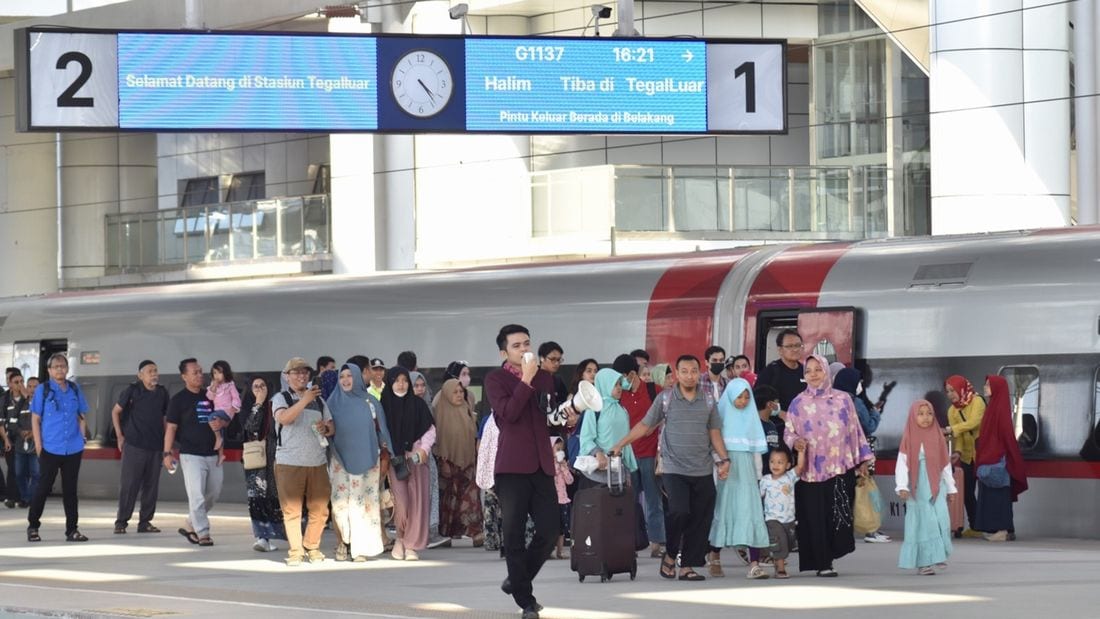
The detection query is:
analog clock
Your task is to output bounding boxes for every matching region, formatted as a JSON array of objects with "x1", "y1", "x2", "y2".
[{"x1": 390, "y1": 49, "x2": 454, "y2": 118}]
